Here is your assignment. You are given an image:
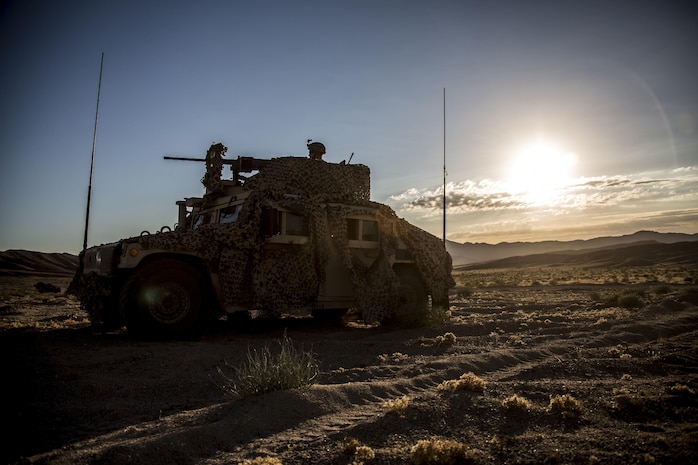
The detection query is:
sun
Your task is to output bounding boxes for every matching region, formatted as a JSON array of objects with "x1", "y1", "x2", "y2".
[{"x1": 507, "y1": 139, "x2": 576, "y2": 202}]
